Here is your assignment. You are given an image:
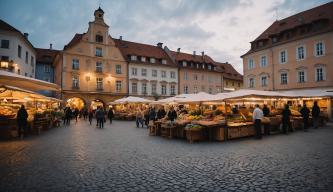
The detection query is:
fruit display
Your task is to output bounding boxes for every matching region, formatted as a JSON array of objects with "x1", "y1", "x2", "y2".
[{"x1": 184, "y1": 124, "x2": 203, "y2": 131}]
